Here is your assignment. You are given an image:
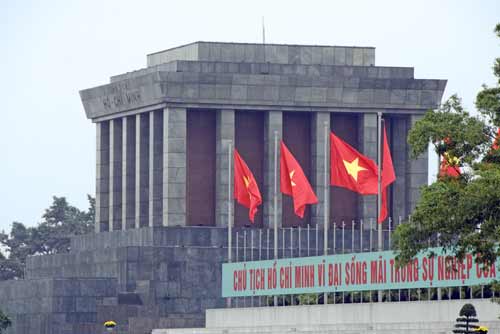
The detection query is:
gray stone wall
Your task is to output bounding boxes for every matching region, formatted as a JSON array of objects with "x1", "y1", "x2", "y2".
[
  {"x1": 0, "y1": 278, "x2": 117, "y2": 334},
  {"x1": 82, "y1": 41, "x2": 445, "y2": 121},
  {"x1": 82, "y1": 69, "x2": 445, "y2": 120},
  {"x1": 16, "y1": 226, "x2": 392, "y2": 334},
  {"x1": 147, "y1": 42, "x2": 376, "y2": 67},
  {"x1": 112, "y1": 60, "x2": 414, "y2": 83}
]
